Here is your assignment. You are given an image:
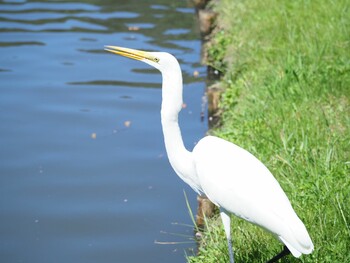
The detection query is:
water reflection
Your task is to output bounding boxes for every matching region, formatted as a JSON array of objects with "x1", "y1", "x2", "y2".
[{"x1": 0, "y1": 1, "x2": 206, "y2": 262}]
